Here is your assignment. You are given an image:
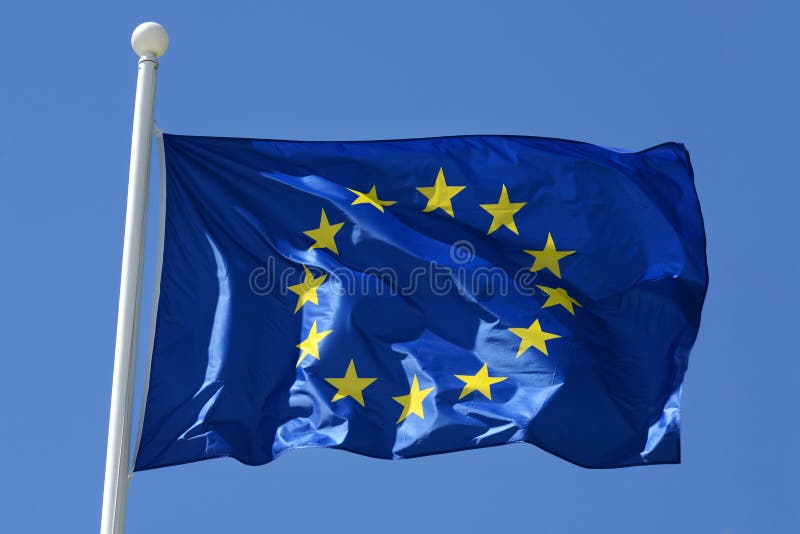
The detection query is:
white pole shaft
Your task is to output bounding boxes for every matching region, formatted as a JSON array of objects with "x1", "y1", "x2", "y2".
[{"x1": 100, "y1": 51, "x2": 159, "y2": 534}]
